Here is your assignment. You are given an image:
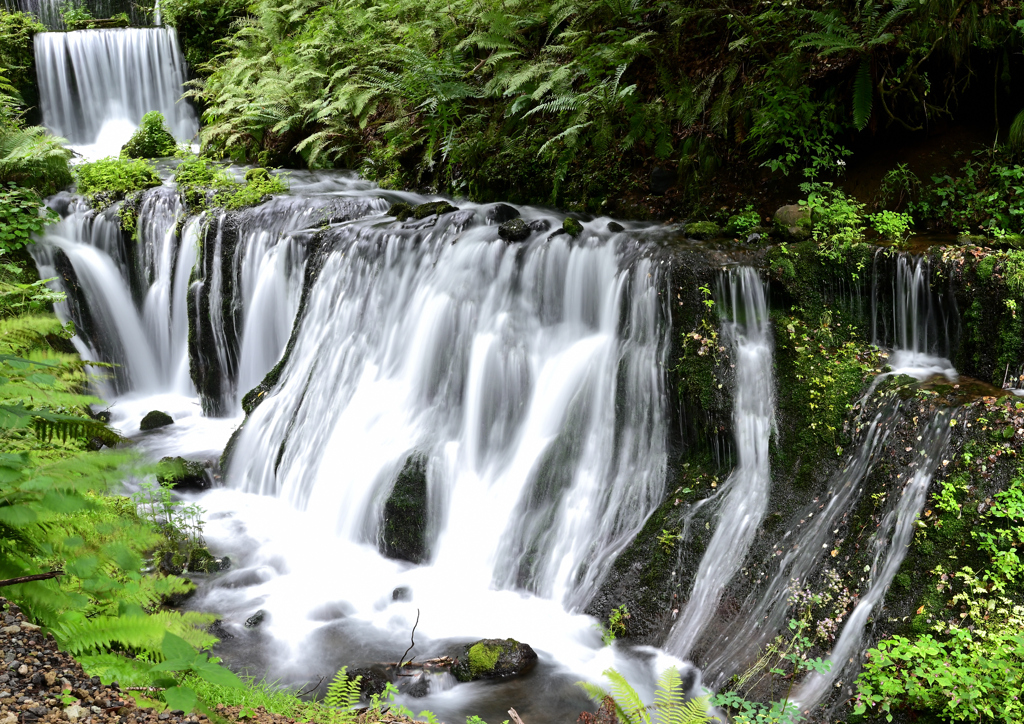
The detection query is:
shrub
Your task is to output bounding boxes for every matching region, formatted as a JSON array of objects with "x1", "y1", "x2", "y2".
[
  {"x1": 0, "y1": 183, "x2": 57, "y2": 254},
  {"x1": 73, "y1": 157, "x2": 161, "y2": 197},
  {"x1": 0, "y1": 124, "x2": 73, "y2": 195},
  {"x1": 0, "y1": 8, "x2": 44, "y2": 112},
  {"x1": 869, "y1": 209, "x2": 913, "y2": 244},
  {"x1": 121, "y1": 111, "x2": 178, "y2": 159}
]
